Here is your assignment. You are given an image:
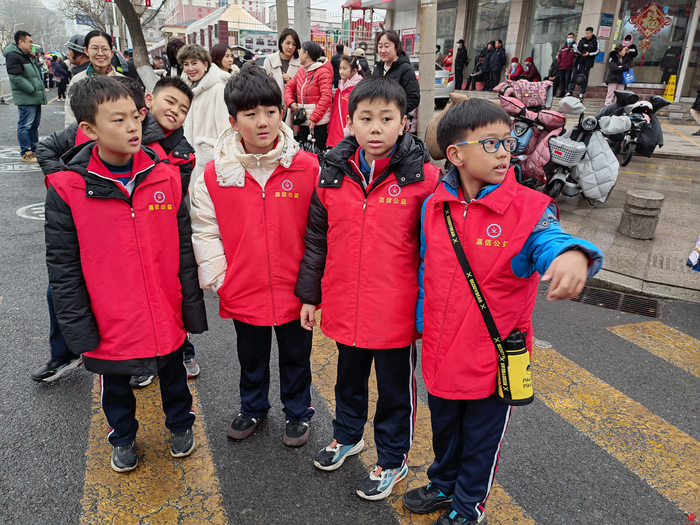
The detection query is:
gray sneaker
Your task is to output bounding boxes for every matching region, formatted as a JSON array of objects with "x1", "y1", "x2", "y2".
[
  {"x1": 129, "y1": 375, "x2": 155, "y2": 388},
  {"x1": 171, "y1": 428, "x2": 195, "y2": 457},
  {"x1": 111, "y1": 441, "x2": 138, "y2": 472},
  {"x1": 184, "y1": 358, "x2": 200, "y2": 378},
  {"x1": 314, "y1": 438, "x2": 365, "y2": 471}
]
